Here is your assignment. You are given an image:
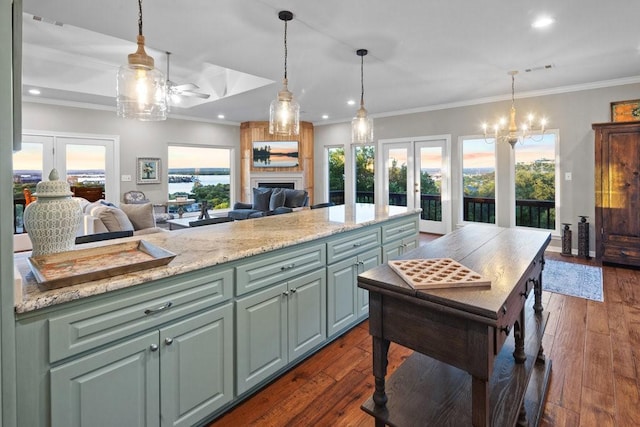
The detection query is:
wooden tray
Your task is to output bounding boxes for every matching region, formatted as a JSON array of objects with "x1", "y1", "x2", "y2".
[
  {"x1": 388, "y1": 258, "x2": 491, "y2": 290},
  {"x1": 27, "y1": 240, "x2": 176, "y2": 290}
]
